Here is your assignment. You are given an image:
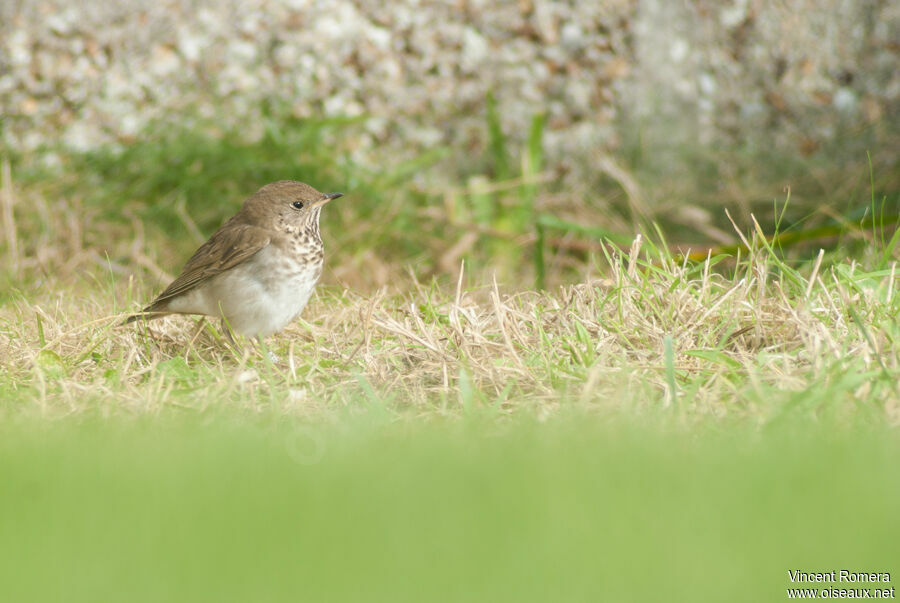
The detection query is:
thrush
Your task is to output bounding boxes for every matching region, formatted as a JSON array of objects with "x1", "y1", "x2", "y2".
[{"x1": 126, "y1": 180, "x2": 342, "y2": 342}]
